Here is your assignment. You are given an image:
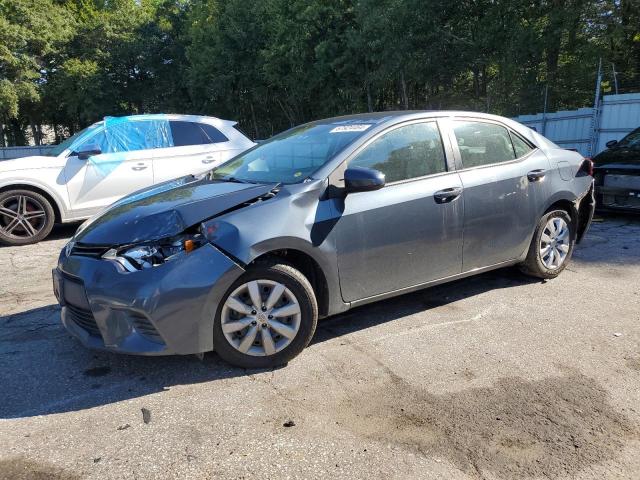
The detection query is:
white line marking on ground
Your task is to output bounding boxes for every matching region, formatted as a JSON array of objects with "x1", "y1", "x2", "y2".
[{"x1": 366, "y1": 306, "x2": 495, "y2": 344}]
